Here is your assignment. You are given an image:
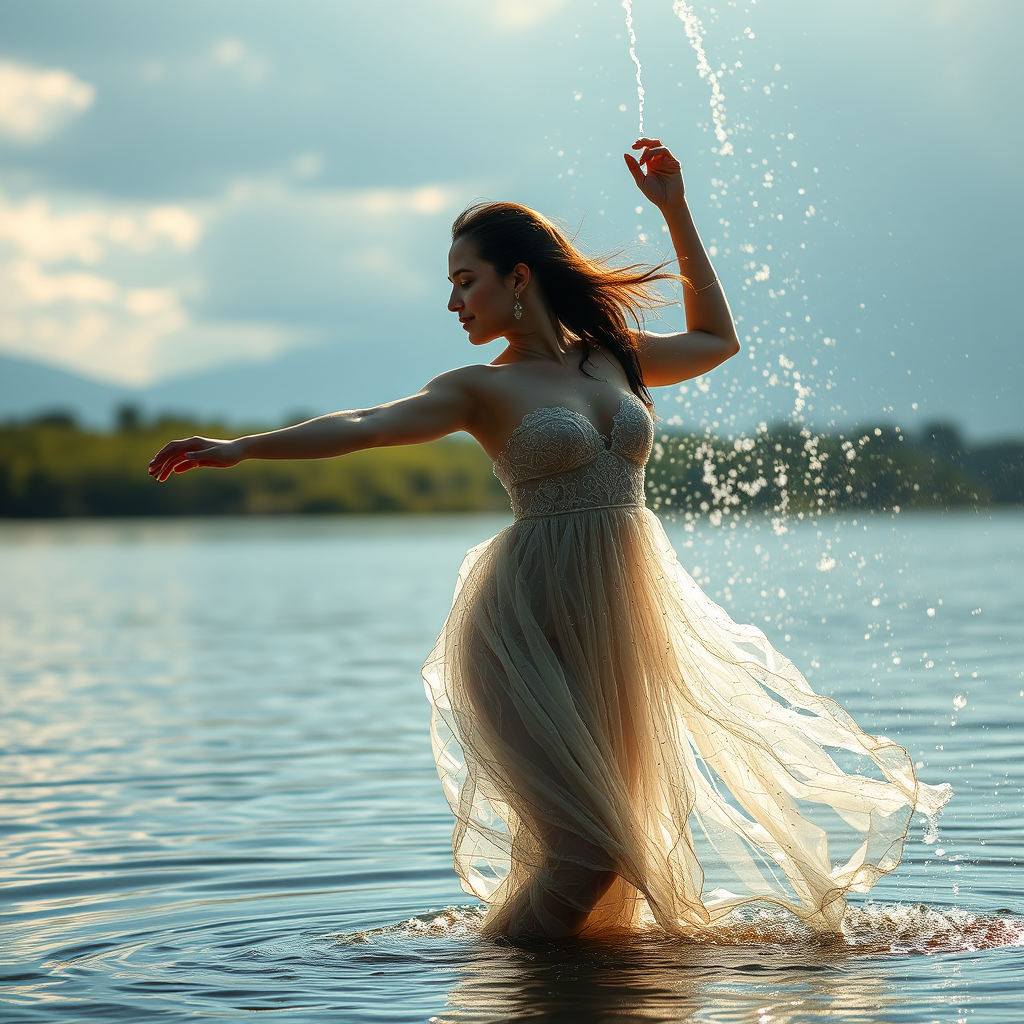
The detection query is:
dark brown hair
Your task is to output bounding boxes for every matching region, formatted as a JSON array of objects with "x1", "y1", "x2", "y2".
[{"x1": 451, "y1": 202, "x2": 677, "y2": 406}]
